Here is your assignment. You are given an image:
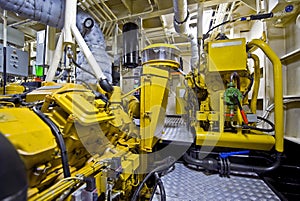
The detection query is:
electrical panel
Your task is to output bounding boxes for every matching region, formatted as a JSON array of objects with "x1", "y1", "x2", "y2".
[{"x1": 0, "y1": 44, "x2": 29, "y2": 76}]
